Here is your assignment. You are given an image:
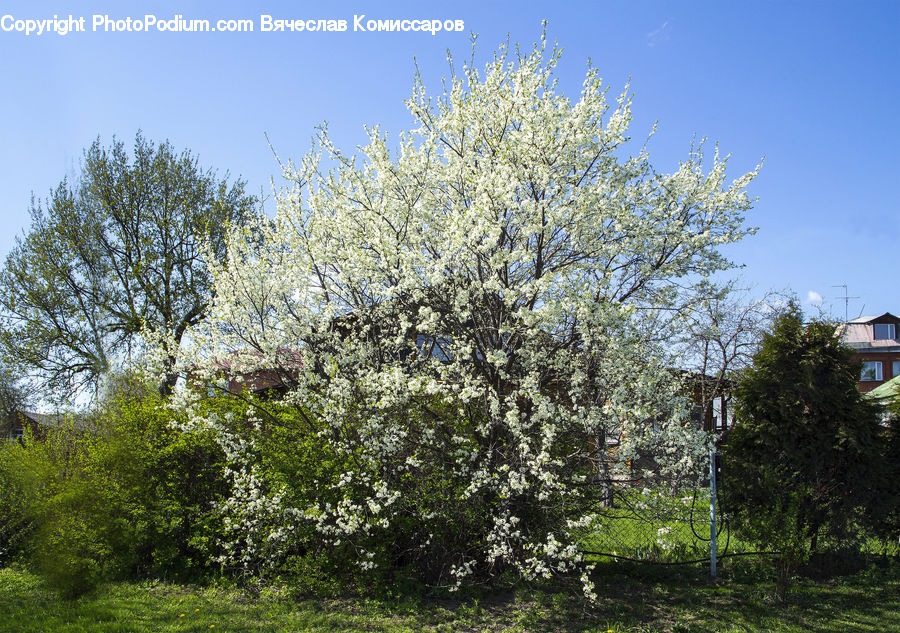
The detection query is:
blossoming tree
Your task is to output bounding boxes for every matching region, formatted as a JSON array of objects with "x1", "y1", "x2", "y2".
[{"x1": 167, "y1": 34, "x2": 759, "y2": 594}]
